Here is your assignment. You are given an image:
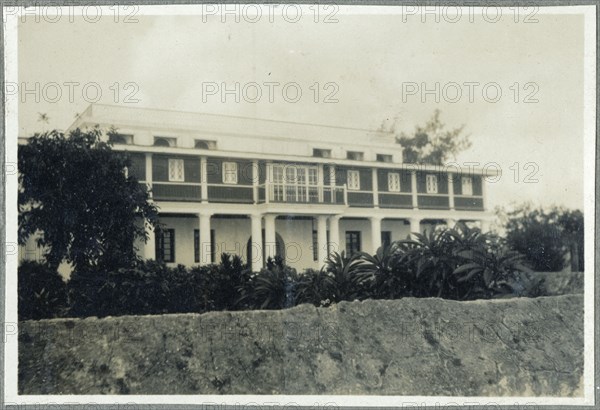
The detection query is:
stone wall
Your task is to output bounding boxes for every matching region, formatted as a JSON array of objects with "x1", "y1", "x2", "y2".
[{"x1": 19, "y1": 294, "x2": 583, "y2": 396}]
